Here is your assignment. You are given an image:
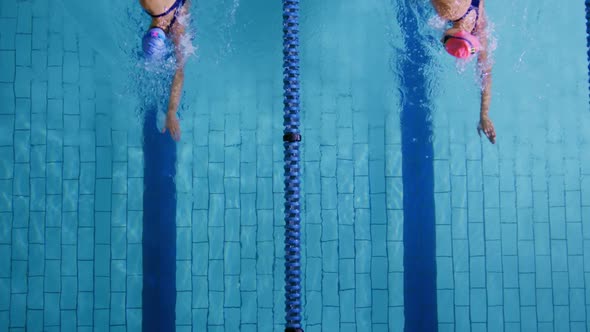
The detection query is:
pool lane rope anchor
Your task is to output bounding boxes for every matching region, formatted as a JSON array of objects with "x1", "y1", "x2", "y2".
[{"x1": 282, "y1": 0, "x2": 304, "y2": 331}]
